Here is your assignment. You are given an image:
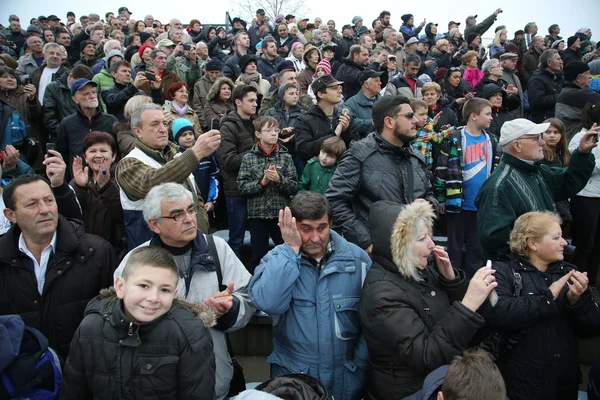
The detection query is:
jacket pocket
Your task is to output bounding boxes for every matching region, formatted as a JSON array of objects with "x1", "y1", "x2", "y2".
[
  {"x1": 362, "y1": 170, "x2": 382, "y2": 198},
  {"x1": 333, "y1": 297, "x2": 361, "y2": 340},
  {"x1": 139, "y1": 355, "x2": 179, "y2": 396},
  {"x1": 268, "y1": 351, "x2": 310, "y2": 375}
]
